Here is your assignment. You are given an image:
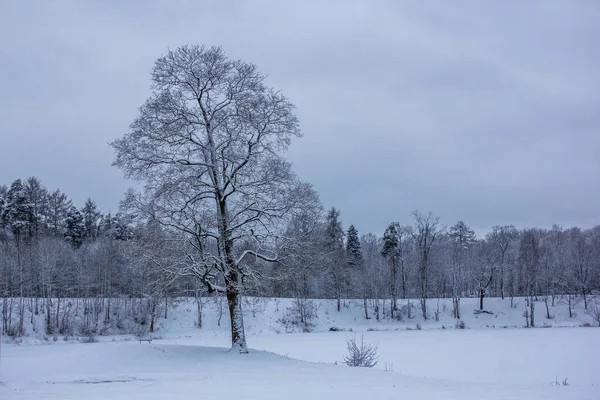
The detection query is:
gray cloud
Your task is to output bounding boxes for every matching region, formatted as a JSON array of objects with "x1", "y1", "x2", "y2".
[{"x1": 1, "y1": 0, "x2": 599, "y2": 237}]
